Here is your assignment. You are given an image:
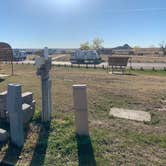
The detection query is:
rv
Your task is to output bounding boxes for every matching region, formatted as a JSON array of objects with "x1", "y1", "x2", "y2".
[{"x1": 70, "y1": 50, "x2": 101, "y2": 64}]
